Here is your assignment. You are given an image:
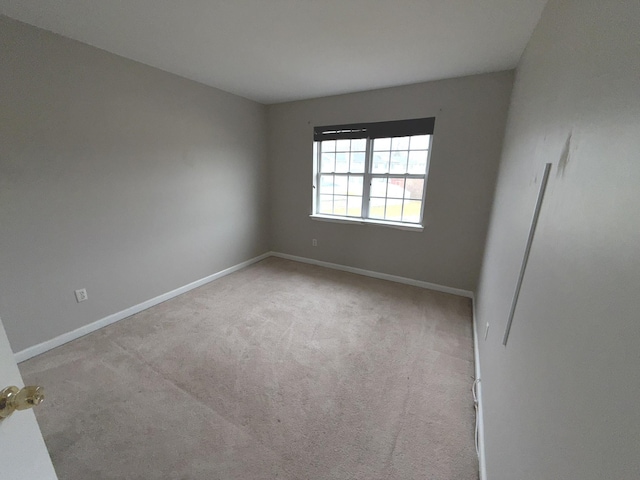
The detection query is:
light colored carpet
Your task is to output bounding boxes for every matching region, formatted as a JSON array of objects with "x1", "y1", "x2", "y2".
[{"x1": 20, "y1": 257, "x2": 478, "y2": 479}]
